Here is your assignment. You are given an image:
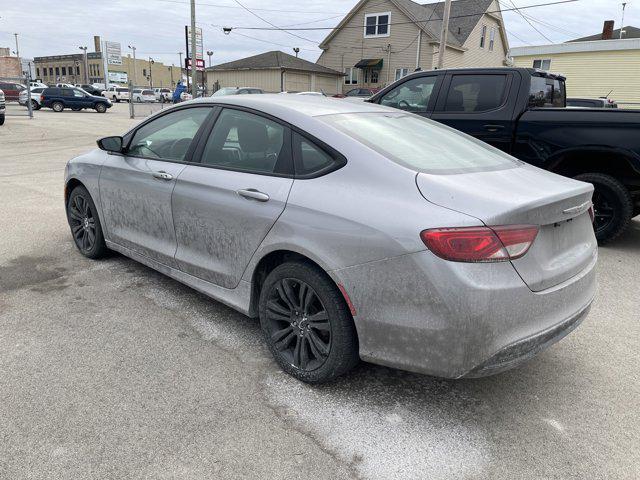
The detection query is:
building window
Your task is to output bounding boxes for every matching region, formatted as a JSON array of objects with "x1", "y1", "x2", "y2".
[
  {"x1": 36, "y1": 67, "x2": 40, "y2": 78},
  {"x1": 395, "y1": 68, "x2": 409, "y2": 81},
  {"x1": 344, "y1": 67, "x2": 358, "y2": 85},
  {"x1": 489, "y1": 27, "x2": 496, "y2": 51},
  {"x1": 62, "y1": 66, "x2": 67, "y2": 76},
  {"x1": 143, "y1": 68, "x2": 147, "y2": 77},
  {"x1": 49, "y1": 67, "x2": 53, "y2": 76},
  {"x1": 55, "y1": 67, "x2": 60, "y2": 77},
  {"x1": 371, "y1": 69, "x2": 379, "y2": 83},
  {"x1": 77, "y1": 66, "x2": 80, "y2": 75},
  {"x1": 480, "y1": 25, "x2": 487, "y2": 48},
  {"x1": 533, "y1": 59, "x2": 552, "y2": 70},
  {"x1": 364, "y1": 12, "x2": 391, "y2": 38}
]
